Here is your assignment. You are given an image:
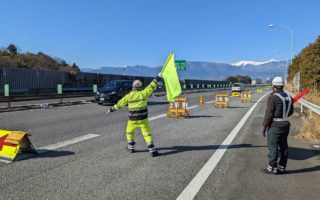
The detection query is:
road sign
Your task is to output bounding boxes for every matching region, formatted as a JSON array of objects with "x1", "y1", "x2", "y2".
[
  {"x1": 57, "y1": 84, "x2": 63, "y2": 94},
  {"x1": 4, "y1": 84, "x2": 9, "y2": 97},
  {"x1": 93, "y1": 84, "x2": 97, "y2": 93},
  {"x1": 175, "y1": 60, "x2": 186, "y2": 71}
]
